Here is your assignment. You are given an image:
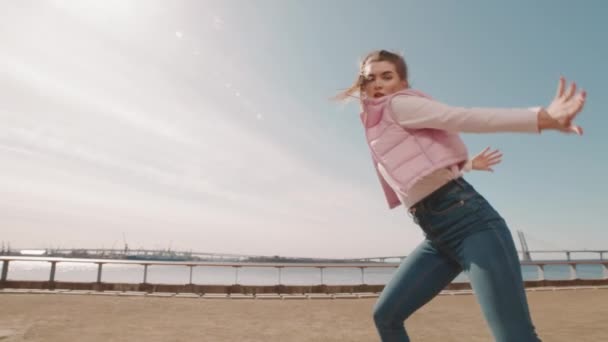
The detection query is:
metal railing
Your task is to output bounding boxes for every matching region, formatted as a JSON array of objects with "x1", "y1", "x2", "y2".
[
  {"x1": 2, "y1": 256, "x2": 608, "y2": 287},
  {"x1": 0, "y1": 256, "x2": 398, "y2": 286},
  {"x1": 521, "y1": 260, "x2": 608, "y2": 281}
]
